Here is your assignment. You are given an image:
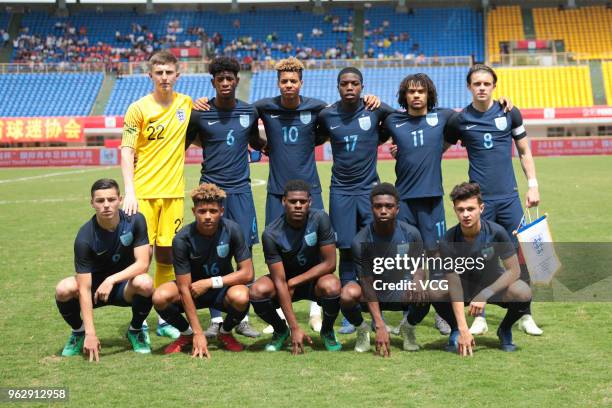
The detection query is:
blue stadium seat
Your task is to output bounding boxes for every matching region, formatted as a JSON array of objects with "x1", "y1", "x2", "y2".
[
  {"x1": 0, "y1": 73, "x2": 104, "y2": 117},
  {"x1": 250, "y1": 66, "x2": 471, "y2": 109},
  {"x1": 104, "y1": 74, "x2": 215, "y2": 115},
  {"x1": 364, "y1": 8, "x2": 484, "y2": 62}
]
